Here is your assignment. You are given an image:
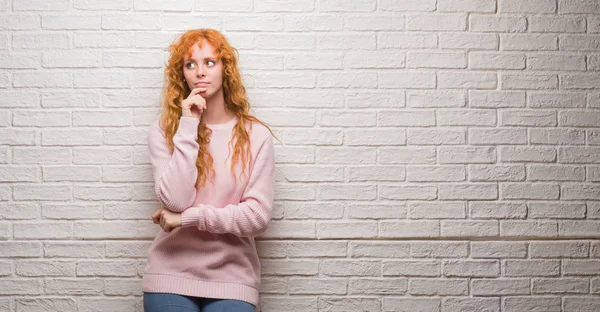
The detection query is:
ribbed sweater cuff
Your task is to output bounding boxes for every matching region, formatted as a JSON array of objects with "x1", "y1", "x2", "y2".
[
  {"x1": 181, "y1": 207, "x2": 205, "y2": 230},
  {"x1": 177, "y1": 116, "x2": 200, "y2": 136}
]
